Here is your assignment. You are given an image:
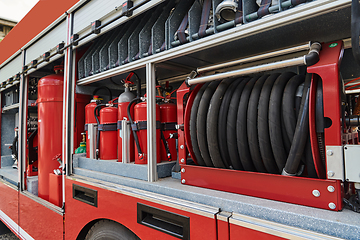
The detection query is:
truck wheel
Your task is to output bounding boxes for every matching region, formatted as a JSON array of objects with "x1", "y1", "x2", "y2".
[{"x1": 85, "y1": 220, "x2": 140, "y2": 240}]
